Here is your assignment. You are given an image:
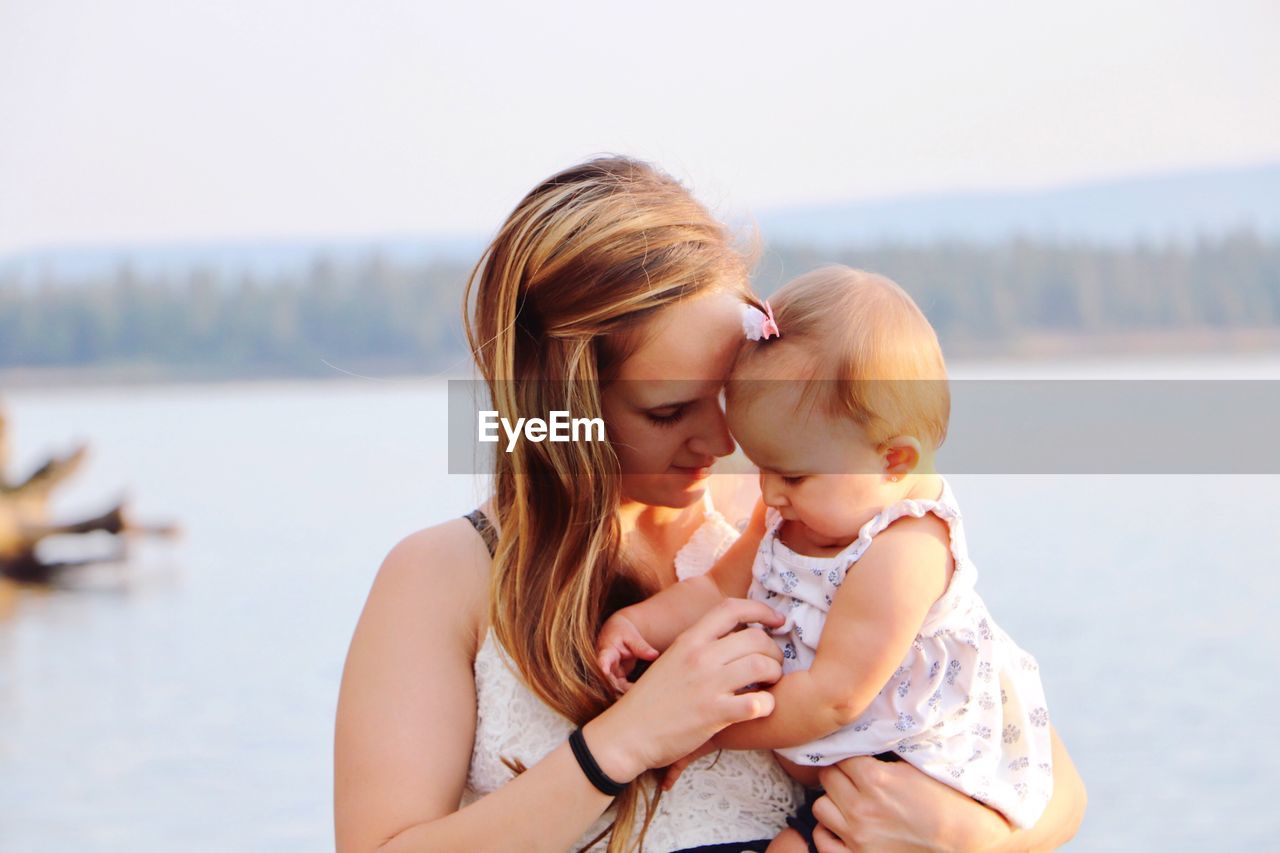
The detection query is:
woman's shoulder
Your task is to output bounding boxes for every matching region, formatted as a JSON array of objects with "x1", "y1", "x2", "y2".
[
  {"x1": 383, "y1": 515, "x2": 495, "y2": 573},
  {"x1": 365, "y1": 516, "x2": 493, "y2": 657}
]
